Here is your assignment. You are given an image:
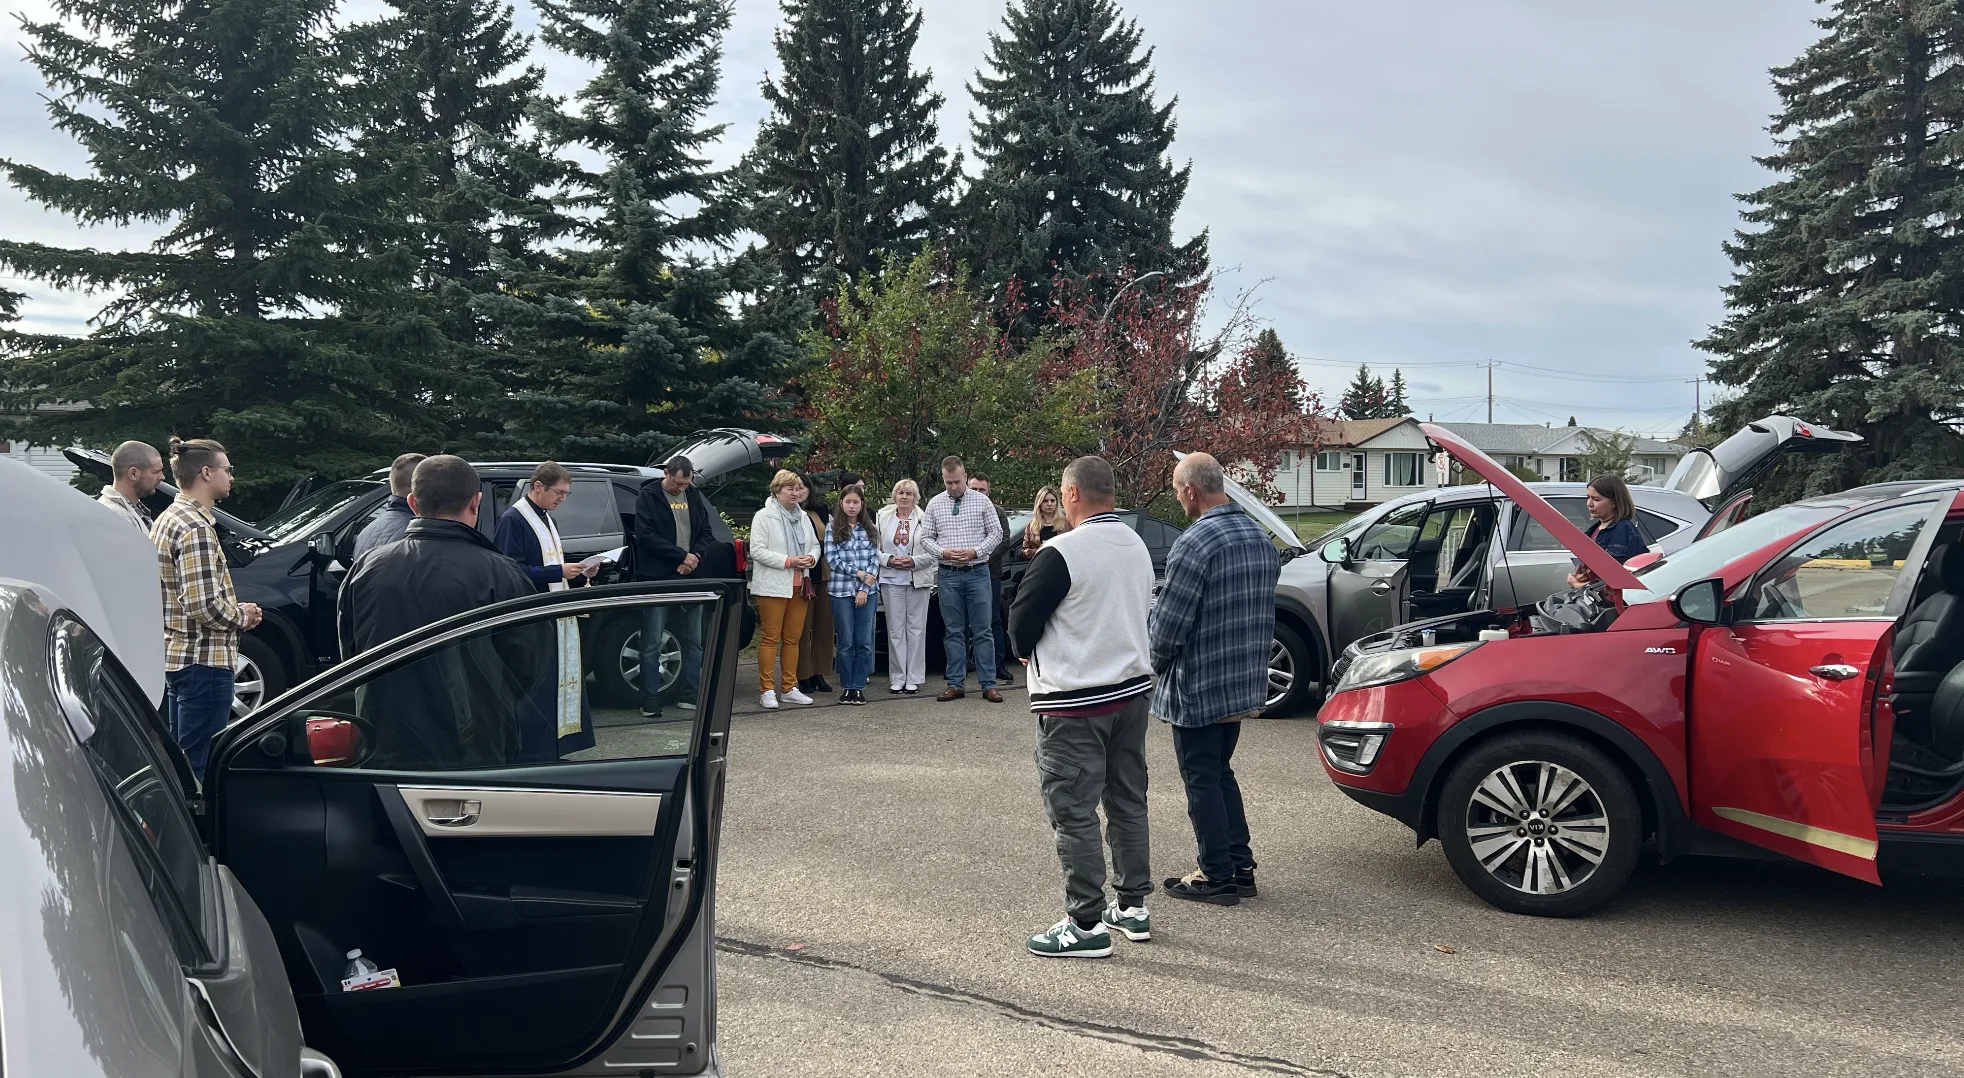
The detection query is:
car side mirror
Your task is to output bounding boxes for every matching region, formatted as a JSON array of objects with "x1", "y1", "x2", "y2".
[
  {"x1": 1671, "y1": 577, "x2": 1725, "y2": 625},
  {"x1": 1319, "y1": 536, "x2": 1352, "y2": 565},
  {"x1": 308, "y1": 531, "x2": 335, "y2": 561},
  {"x1": 301, "y1": 714, "x2": 369, "y2": 768}
]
